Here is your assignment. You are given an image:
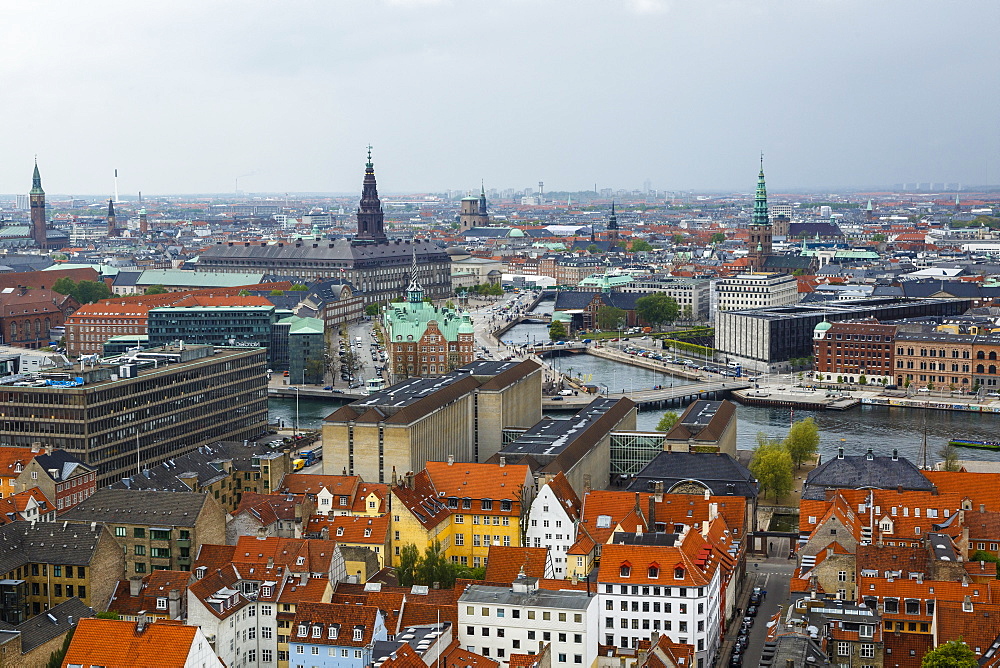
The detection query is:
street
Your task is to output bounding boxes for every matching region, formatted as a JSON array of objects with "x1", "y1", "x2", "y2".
[{"x1": 723, "y1": 553, "x2": 795, "y2": 667}]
